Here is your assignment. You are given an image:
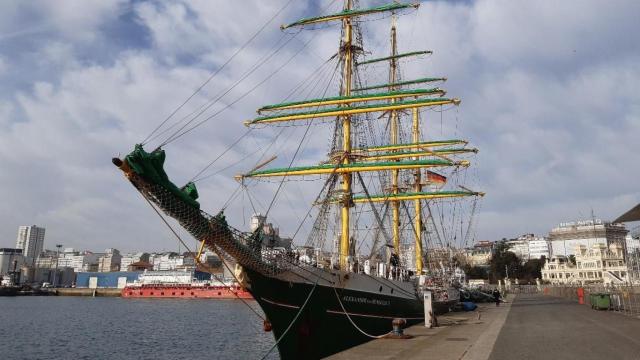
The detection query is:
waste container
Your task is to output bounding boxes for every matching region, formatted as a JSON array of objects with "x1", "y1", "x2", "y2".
[{"x1": 592, "y1": 293, "x2": 611, "y2": 310}]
